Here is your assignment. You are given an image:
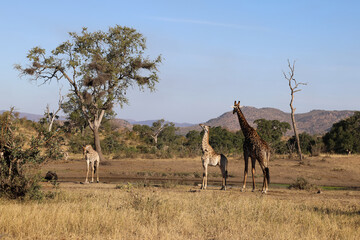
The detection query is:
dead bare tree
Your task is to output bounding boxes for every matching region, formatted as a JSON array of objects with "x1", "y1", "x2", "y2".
[
  {"x1": 45, "y1": 88, "x2": 64, "y2": 132},
  {"x1": 283, "y1": 59, "x2": 307, "y2": 161}
]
